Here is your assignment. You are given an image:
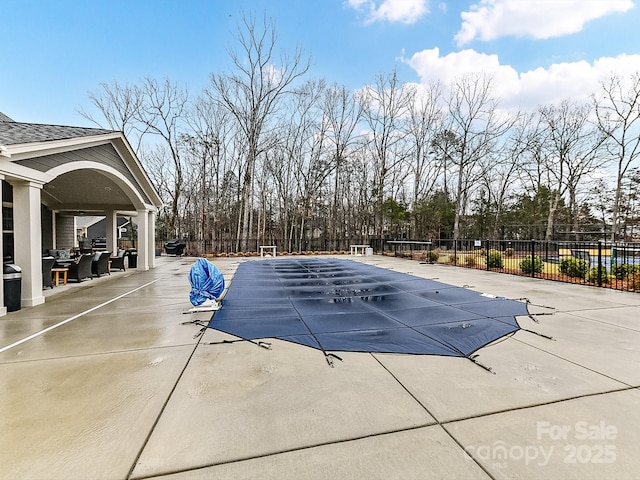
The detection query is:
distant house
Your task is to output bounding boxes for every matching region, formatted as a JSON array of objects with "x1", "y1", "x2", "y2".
[
  {"x1": 0, "y1": 112, "x2": 163, "y2": 315},
  {"x1": 76, "y1": 215, "x2": 133, "y2": 246}
]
